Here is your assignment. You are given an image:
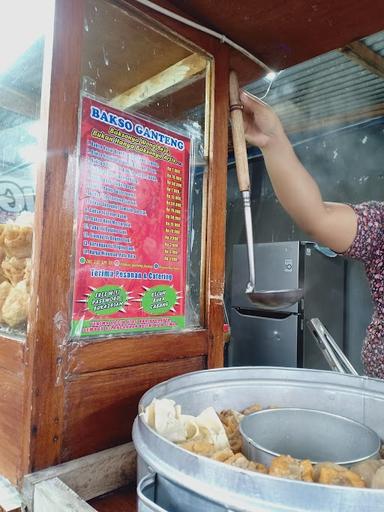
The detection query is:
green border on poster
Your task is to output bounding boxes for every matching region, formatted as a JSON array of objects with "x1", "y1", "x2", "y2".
[{"x1": 70, "y1": 316, "x2": 186, "y2": 337}]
